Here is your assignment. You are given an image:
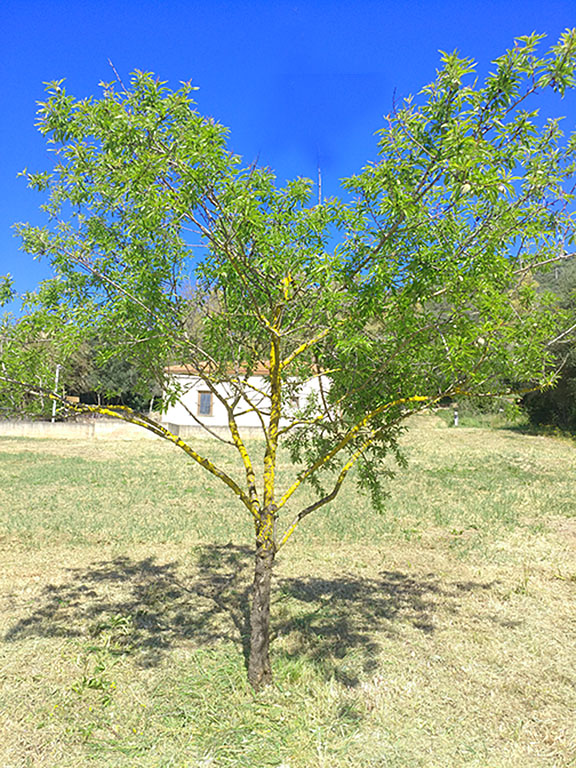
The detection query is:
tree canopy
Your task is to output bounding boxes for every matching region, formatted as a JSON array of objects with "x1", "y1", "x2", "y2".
[{"x1": 2, "y1": 30, "x2": 576, "y2": 686}]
